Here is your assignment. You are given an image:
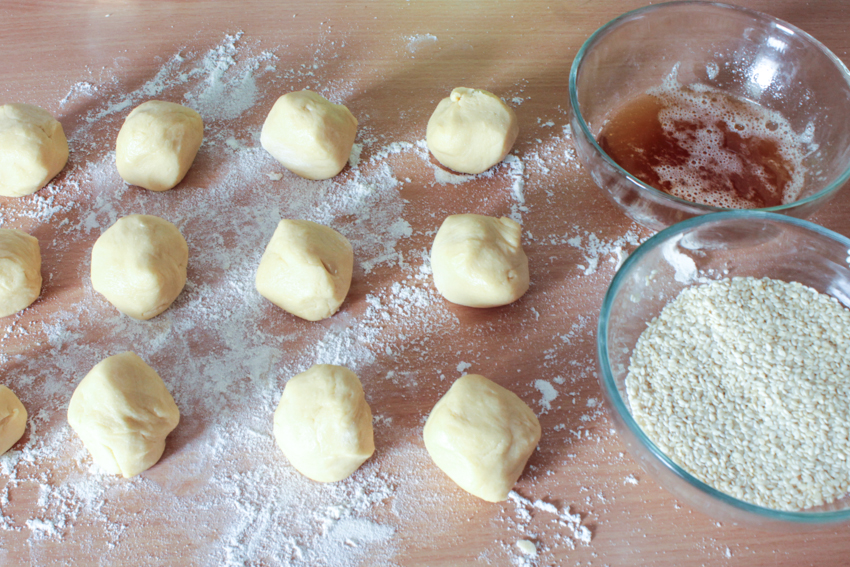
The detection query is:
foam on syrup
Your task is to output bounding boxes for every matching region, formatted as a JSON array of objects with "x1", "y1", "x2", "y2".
[{"x1": 648, "y1": 77, "x2": 807, "y2": 208}]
